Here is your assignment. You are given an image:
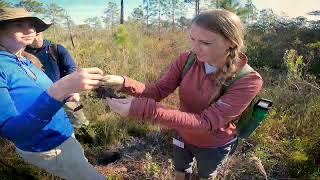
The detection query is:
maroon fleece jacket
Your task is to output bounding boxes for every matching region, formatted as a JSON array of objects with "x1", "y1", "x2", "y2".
[{"x1": 121, "y1": 52, "x2": 263, "y2": 148}]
